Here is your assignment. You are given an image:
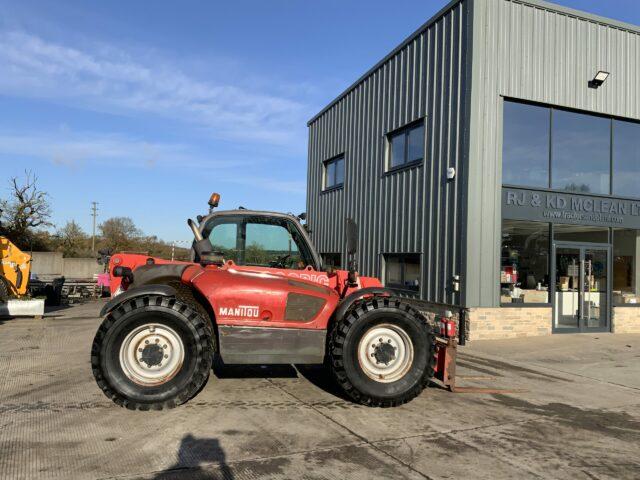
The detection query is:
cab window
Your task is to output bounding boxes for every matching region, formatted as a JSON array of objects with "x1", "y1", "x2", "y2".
[
  {"x1": 208, "y1": 222, "x2": 238, "y2": 260},
  {"x1": 206, "y1": 216, "x2": 314, "y2": 269},
  {"x1": 245, "y1": 222, "x2": 304, "y2": 268}
]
